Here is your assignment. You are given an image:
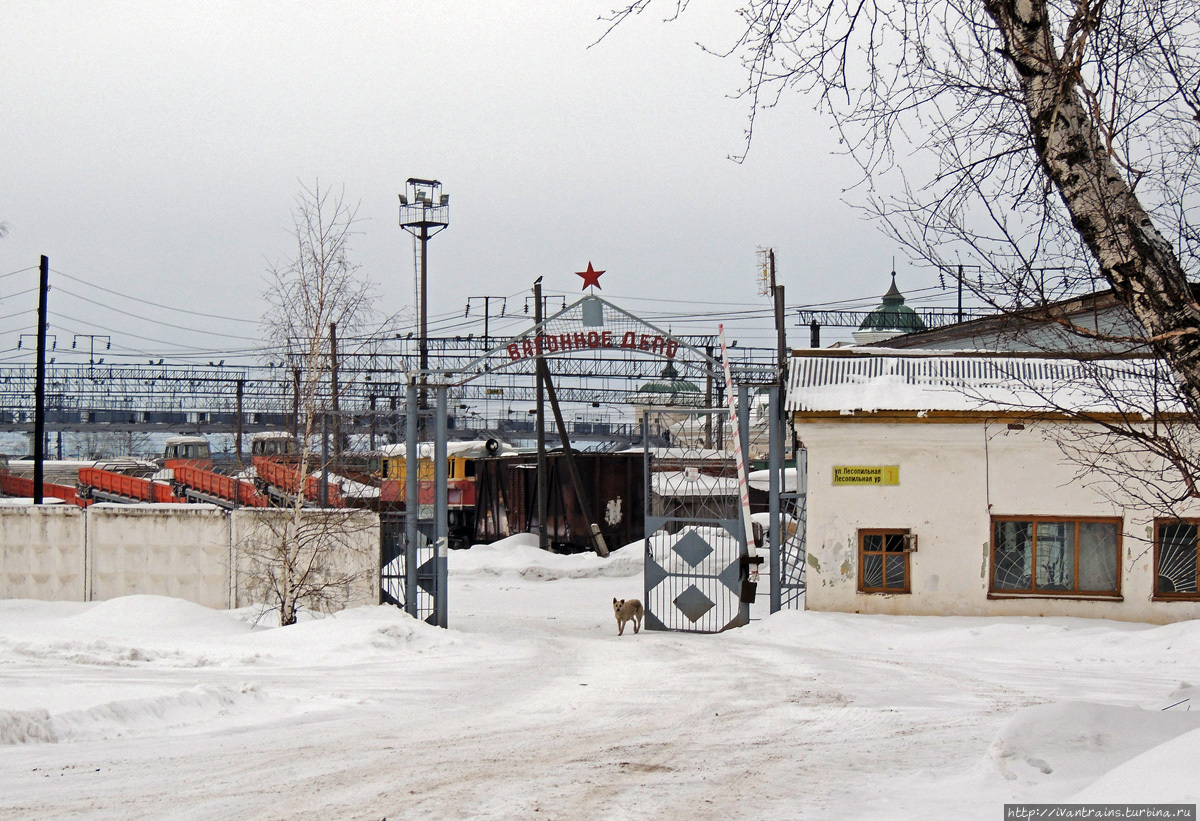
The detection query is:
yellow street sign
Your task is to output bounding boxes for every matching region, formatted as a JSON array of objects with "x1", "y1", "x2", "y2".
[{"x1": 832, "y1": 465, "x2": 899, "y2": 486}]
